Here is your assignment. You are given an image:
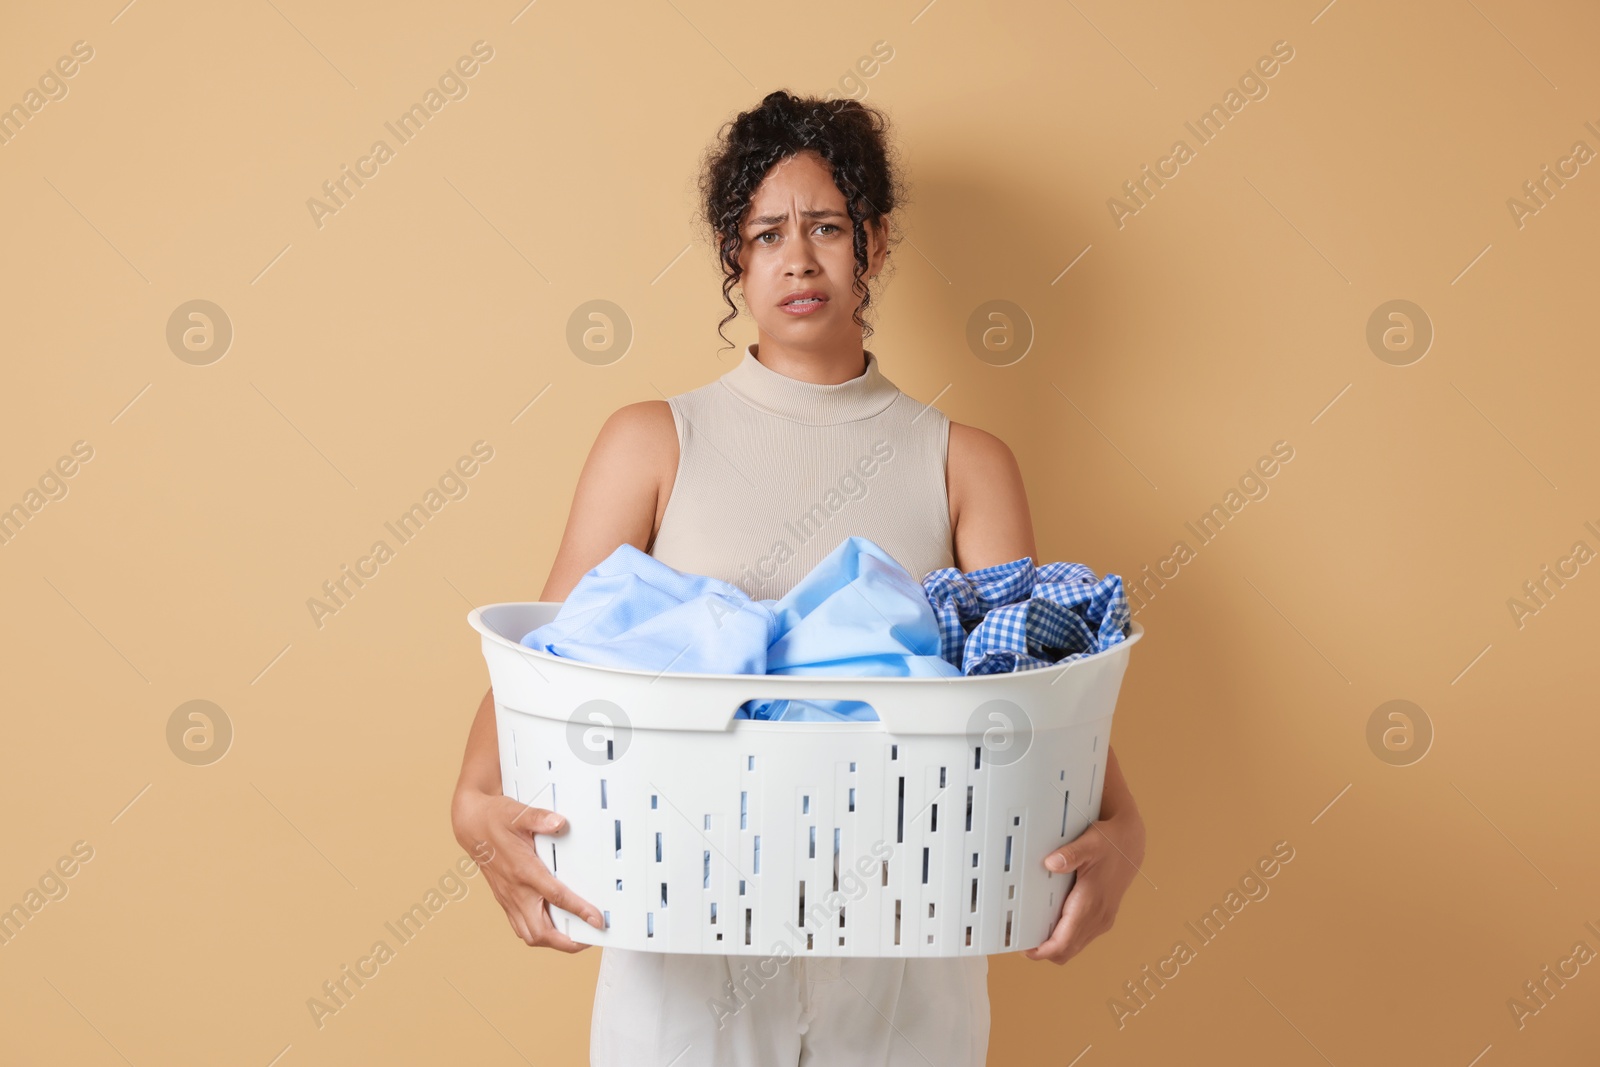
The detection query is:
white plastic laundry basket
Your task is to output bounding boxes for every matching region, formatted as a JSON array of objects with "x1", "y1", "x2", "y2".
[{"x1": 469, "y1": 602, "x2": 1142, "y2": 958}]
